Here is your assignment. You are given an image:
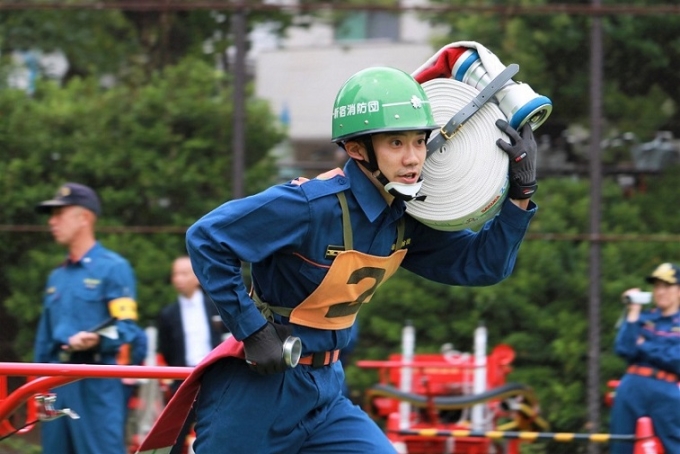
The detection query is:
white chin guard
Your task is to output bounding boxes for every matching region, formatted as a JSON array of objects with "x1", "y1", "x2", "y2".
[{"x1": 384, "y1": 180, "x2": 425, "y2": 201}]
